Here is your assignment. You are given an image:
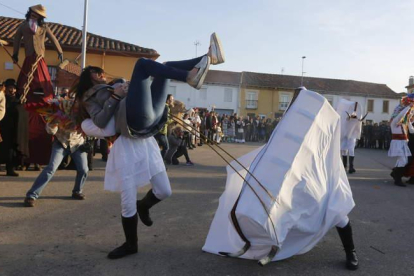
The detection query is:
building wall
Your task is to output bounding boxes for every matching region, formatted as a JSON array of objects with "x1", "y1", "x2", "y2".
[
  {"x1": 167, "y1": 80, "x2": 239, "y2": 114},
  {"x1": 239, "y1": 87, "x2": 294, "y2": 119},
  {"x1": 0, "y1": 46, "x2": 139, "y2": 83}
]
